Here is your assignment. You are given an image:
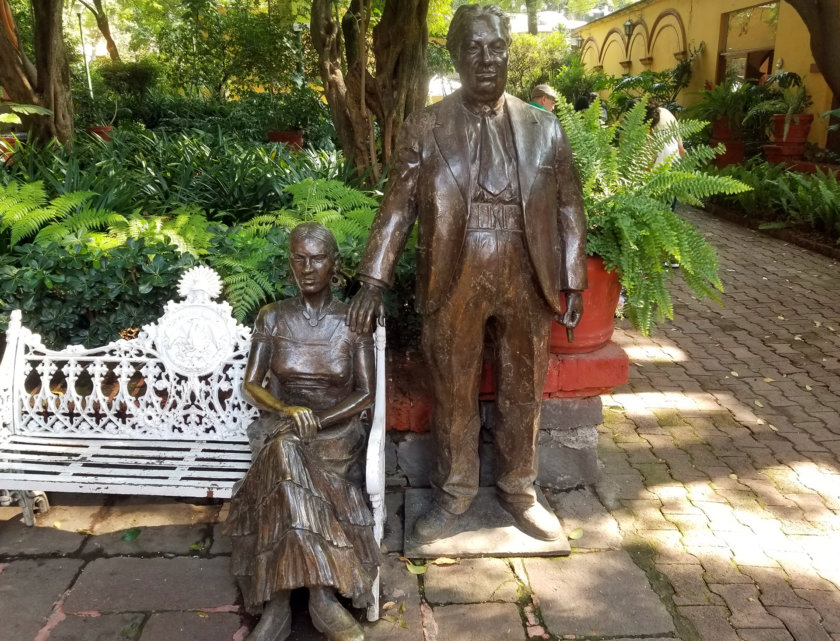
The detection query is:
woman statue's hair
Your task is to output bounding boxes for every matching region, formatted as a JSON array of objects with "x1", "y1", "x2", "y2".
[{"x1": 290, "y1": 222, "x2": 340, "y2": 261}]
